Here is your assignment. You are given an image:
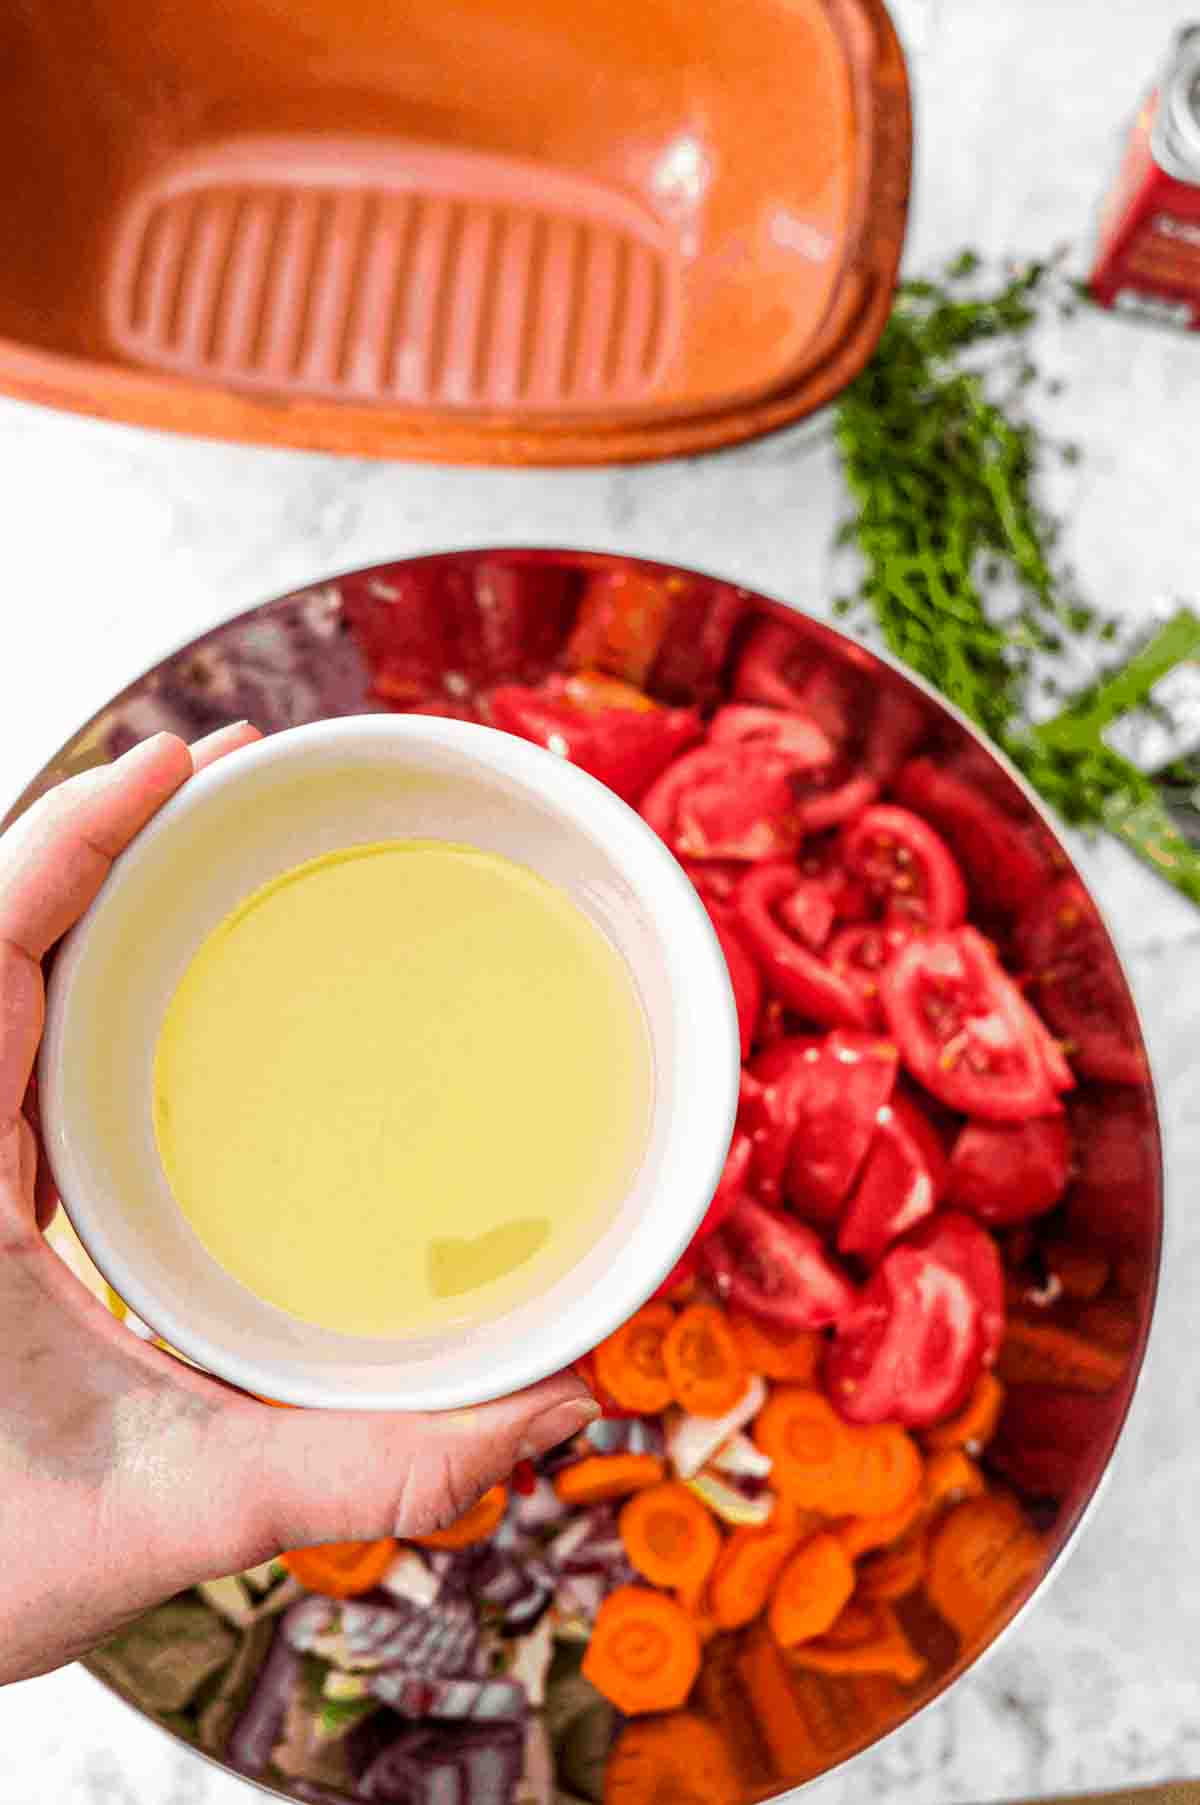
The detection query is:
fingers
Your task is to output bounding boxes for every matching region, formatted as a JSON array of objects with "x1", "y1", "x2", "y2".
[
  {"x1": 189, "y1": 720, "x2": 260, "y2": 772},
  {"x1": 0, "y1": 733, "x2": 192, "y2": 966},
  {"x1": 0, "y1": 726, "x2": 260, "y2": 1125},
  {"x1": 229, "y1": 1372, "x2": 599, "y2": 1558}
]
